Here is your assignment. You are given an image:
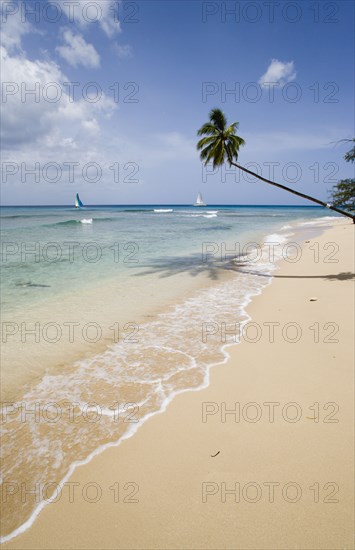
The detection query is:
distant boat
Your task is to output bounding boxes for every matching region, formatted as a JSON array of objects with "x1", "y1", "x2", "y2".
[
  {"x1": 194, "y1": 192, "x2": 206, "y2": 207},
  {"x1": 75, "y1": 194, "x2": 84, "y2": 208}
]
